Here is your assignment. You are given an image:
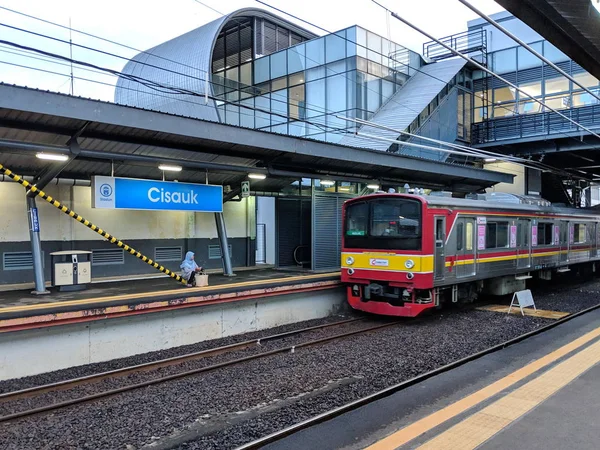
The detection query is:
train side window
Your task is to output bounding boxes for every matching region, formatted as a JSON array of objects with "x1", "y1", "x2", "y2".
[
  {"x1": 537, "y1": 223, "x2": 553, "y2": 245},
  {"x1": 574, "y1": 224, "x2": 586, "y2": 244},
  {"x1": 486, "y1": 222, "x2": 508, "y2": 248},
  {"x1": 466, "y1": 222, "x2": 473, "y2": 251},
  {"x1": 456, "y1": 222, "x2": 464, "y2": 251}
]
